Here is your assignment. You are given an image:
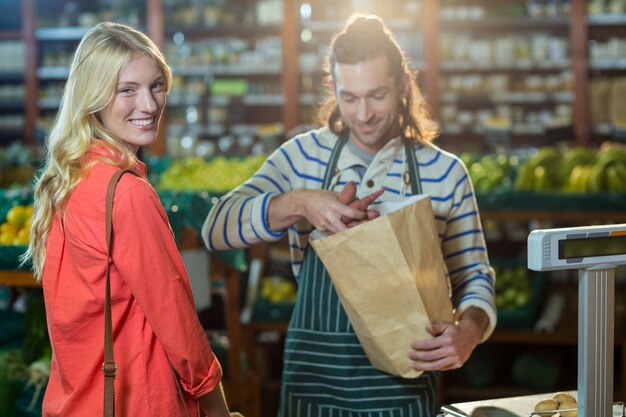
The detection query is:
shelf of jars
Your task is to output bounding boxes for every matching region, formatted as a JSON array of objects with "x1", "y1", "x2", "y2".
[
  {"x1": 162, "y1": 1, "x2": 286, "y2": 155},
  {"x1": 587, "y1": 7, "x2": 626, "y2": 141},
  {"x1": 35, "y1": 0, "x2": 146, "y2": 29},
  {"x1": 586, "y1": 4, "x2": 626, "y2": 139},
  {"x1": 436, "y1": 0, "x2": 575, "y2": 149},
  {"x1": 0, "y1": 39, "x2": 25, "y2": 144}
]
